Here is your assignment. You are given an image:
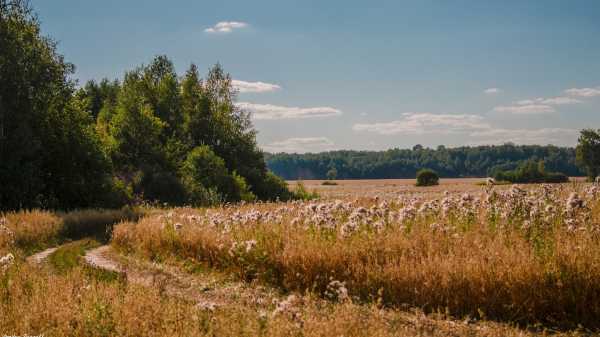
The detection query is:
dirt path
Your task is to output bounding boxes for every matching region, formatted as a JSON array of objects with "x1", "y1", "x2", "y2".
[
  {"x1": 26, "y1": 247, "x2": 58, "y2": 264},
  {"x1": 83, "y1": 245, "x2": 122, "y2": 273},
  {"x1": 83, "y1": 245, "x2": 280, "y2": 310}
]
